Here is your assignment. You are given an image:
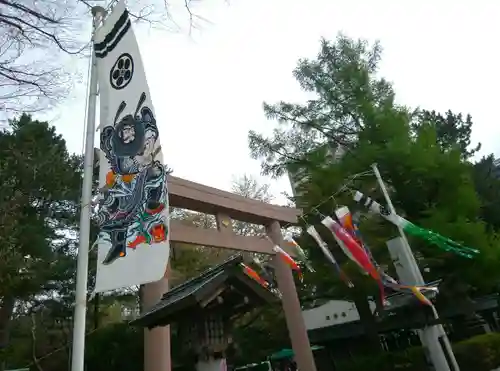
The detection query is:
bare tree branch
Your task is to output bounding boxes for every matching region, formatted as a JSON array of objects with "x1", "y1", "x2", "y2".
[
  {"x1": 0, "y1": 0, "x2": 87, "y2": 115},
  {"x1": 31, "y1": 313, "x2": 45, "y2": 371},
  {"x1": 0, "y1": 0, "x2": 223, "y2": 117}
]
